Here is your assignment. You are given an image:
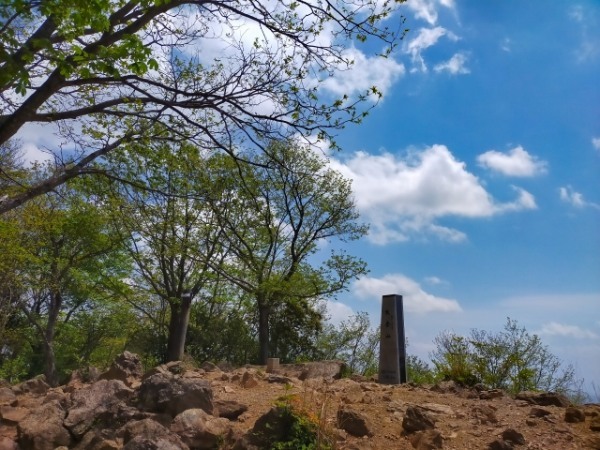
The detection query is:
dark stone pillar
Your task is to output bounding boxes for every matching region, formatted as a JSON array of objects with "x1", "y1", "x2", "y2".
[{"x1": 378, "y1": 294, "x2": 407, "y2": 384}]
